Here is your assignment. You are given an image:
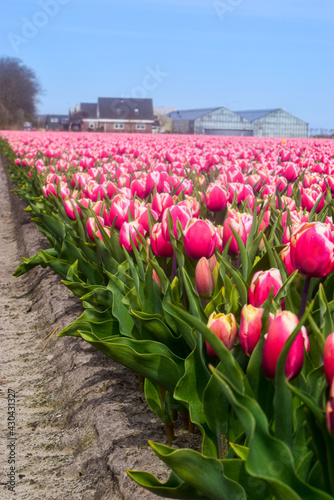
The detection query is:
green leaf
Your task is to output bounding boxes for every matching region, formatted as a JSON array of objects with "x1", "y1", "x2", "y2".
[
  {"x1": 150, "y1": 258, "x2": 170, "y2": 294},
  {"x1": 148, "y1": 442, "x2": 247, "y2": 500},
  {"x1": 106, "y1": 280, "x2": 135, "y2": 337},
  {"x1": 162, "y1": 293, "x2": 196, "y2": 350},
  {"x1": 13, "y1": 248, "x2": 58, "y2": 277},
  {"x1": 273, "y1": 270, "x2": 298, "y2": 307},
  {"x1": 211, "y1": 368, "x2": 333, "y2": 500},
  {"x1": 127, "y1": 469, "x2": 207, "y2": 499},
  {"x1": 168, "y1": 302, "x2": 248, "y2": 395},
  {"x1": 182, "y1": 268, "x2": 207, "y2": 322},
  {"x1": 142, "y1": 263, "x2": 163, "y2": 315},
  {"x1": 58, "y1": 306, "x2": 119, "y2": 339},
  {"x1": 229, "y1": 443, "x2": 249, "y2": 460},
  {"x1": 79, "y1": 334, "x2": 184, "y2": 393},
  {"x1": 308, "y1": 193, "x2": 325, "y2": 222},
  {"x1": 144, "y1": 378, "x2": 167, "y2": 423},
  {"x1": 202, "y1": 362, "x2": 230, "y2": 438},
  {"x1": 204, "y1": 287, "x2": 225, "y2": 317},
  {"x1": 228, "y1": 224, "x2": 251, "y2": 280},
  {"x1": 318, "y1": 284, "x2": 334, "y2": 338},
  {"x1": 216, "y1": 254, "x2": 248, "y2": 306},
  {"x1": 130, "y1": 310, "x2": 180, "y2": 350}
]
